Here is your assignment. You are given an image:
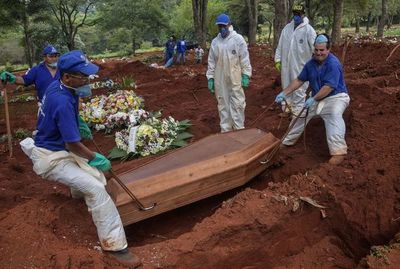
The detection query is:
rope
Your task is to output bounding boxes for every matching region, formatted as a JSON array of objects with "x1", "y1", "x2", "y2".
[
  {"x1": 260, "y1": 106, "x2": 308, "y2": 164},
  {"x1": 92, "y1": 139, "x2": 156, "y2": 211}
]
